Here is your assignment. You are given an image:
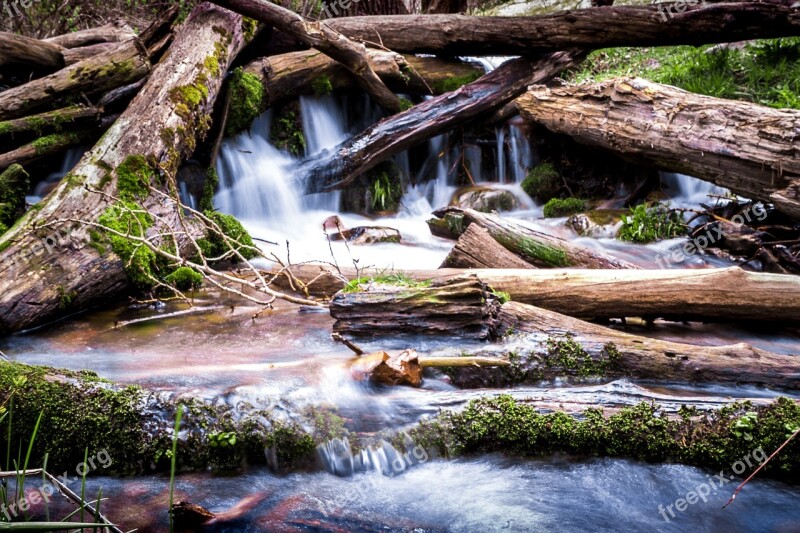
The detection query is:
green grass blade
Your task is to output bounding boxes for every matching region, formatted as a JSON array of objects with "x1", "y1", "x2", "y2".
[
  {"x1": 168, "y1": 405, "x2": 183, "y2": 533},
  {"x1": 80, "y1": 446, "x2": 88, "y2": 523}
]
